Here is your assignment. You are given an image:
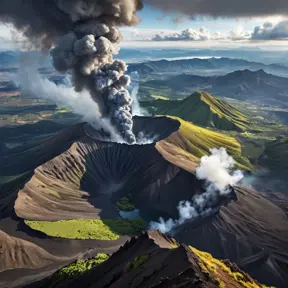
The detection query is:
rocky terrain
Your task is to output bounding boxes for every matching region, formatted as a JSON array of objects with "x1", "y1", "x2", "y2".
[
  {"x1": 0, "y1": 116, "x2": 287, "y2": 287},
  {"x1": 30, "y1": 231, "x2": 272, "y2": 288}
]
